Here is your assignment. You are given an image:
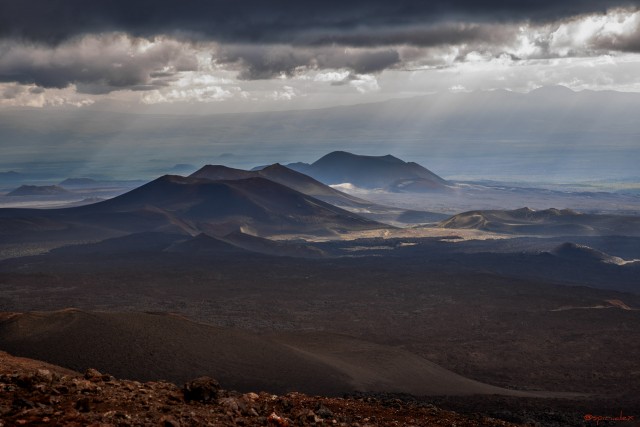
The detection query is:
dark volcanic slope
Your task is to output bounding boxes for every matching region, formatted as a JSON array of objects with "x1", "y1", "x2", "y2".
[
  {"x1": 288, "y1": 151, "x2": 449, "y2": 190},
  {"x1": 0, "y1": 310, "x2": 527, "y2": 397},
  {"x1": 440, "y1": 207, "x2": 640, "y2": 236},
  {"x1": 81, "y1": 175, "x2": 381, "y2": 235},
  {"x1": 0, "y1": 175, "x2": 385, "y2": 242},
  {"x1": 220, "y1": 230, "x2": 326, "y2": 258},
  {"x1": 191, "y1": 163, "x2": 370, "y2": 208},
  {"x1": 551, "y1": 242, "x2": 625, "y2": 264},
  {"x1": 49, "y1": 231, "x2": 326, "y2": 259},
  {"x1": 189, "y1": 165, "x2": 256, "y2": 181},
  {"x1": 164, "y1": 233, "x2": 249, "y2": 254},
  {"x1": 0, "y1": 310, "x2": 348, "y2": 395},
  {"x1": 191, "y1": 163, "x2": 446, "y2": 225}
]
